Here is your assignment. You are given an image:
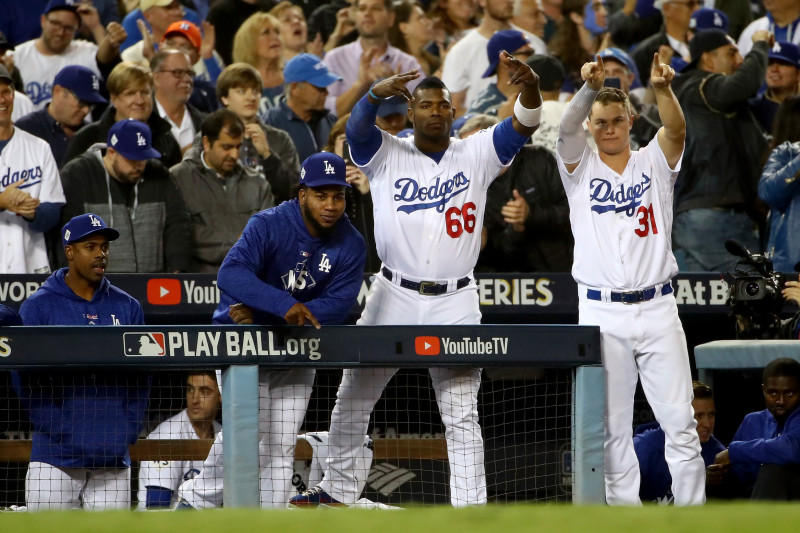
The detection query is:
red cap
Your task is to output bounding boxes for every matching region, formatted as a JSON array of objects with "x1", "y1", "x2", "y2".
[{"x1": 163, "y1": 21, "x2": 202, "y2": 51}]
